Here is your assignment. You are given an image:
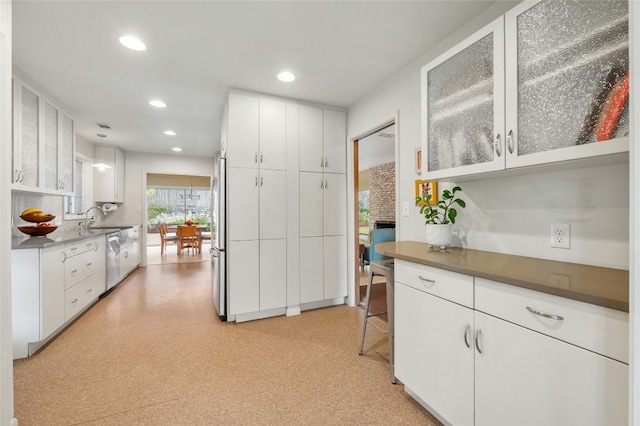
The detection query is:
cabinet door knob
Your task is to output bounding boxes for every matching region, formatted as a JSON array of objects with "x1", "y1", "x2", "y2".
[
  {"x1": 494, "y1": 133, "x2": 502, "y2": 157},
  {"x1": 475, "y1": 328, "x2": 483, "y2": 354},
  {"x1": 507, "y1": 130, "x2": 515, "y2": 154},
  {"x1": 464, "y1": 323, "x2": 471, "y2": 348},
  {"x1": 525, "y1": 306, "x2": 564, "y2": 321}
]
